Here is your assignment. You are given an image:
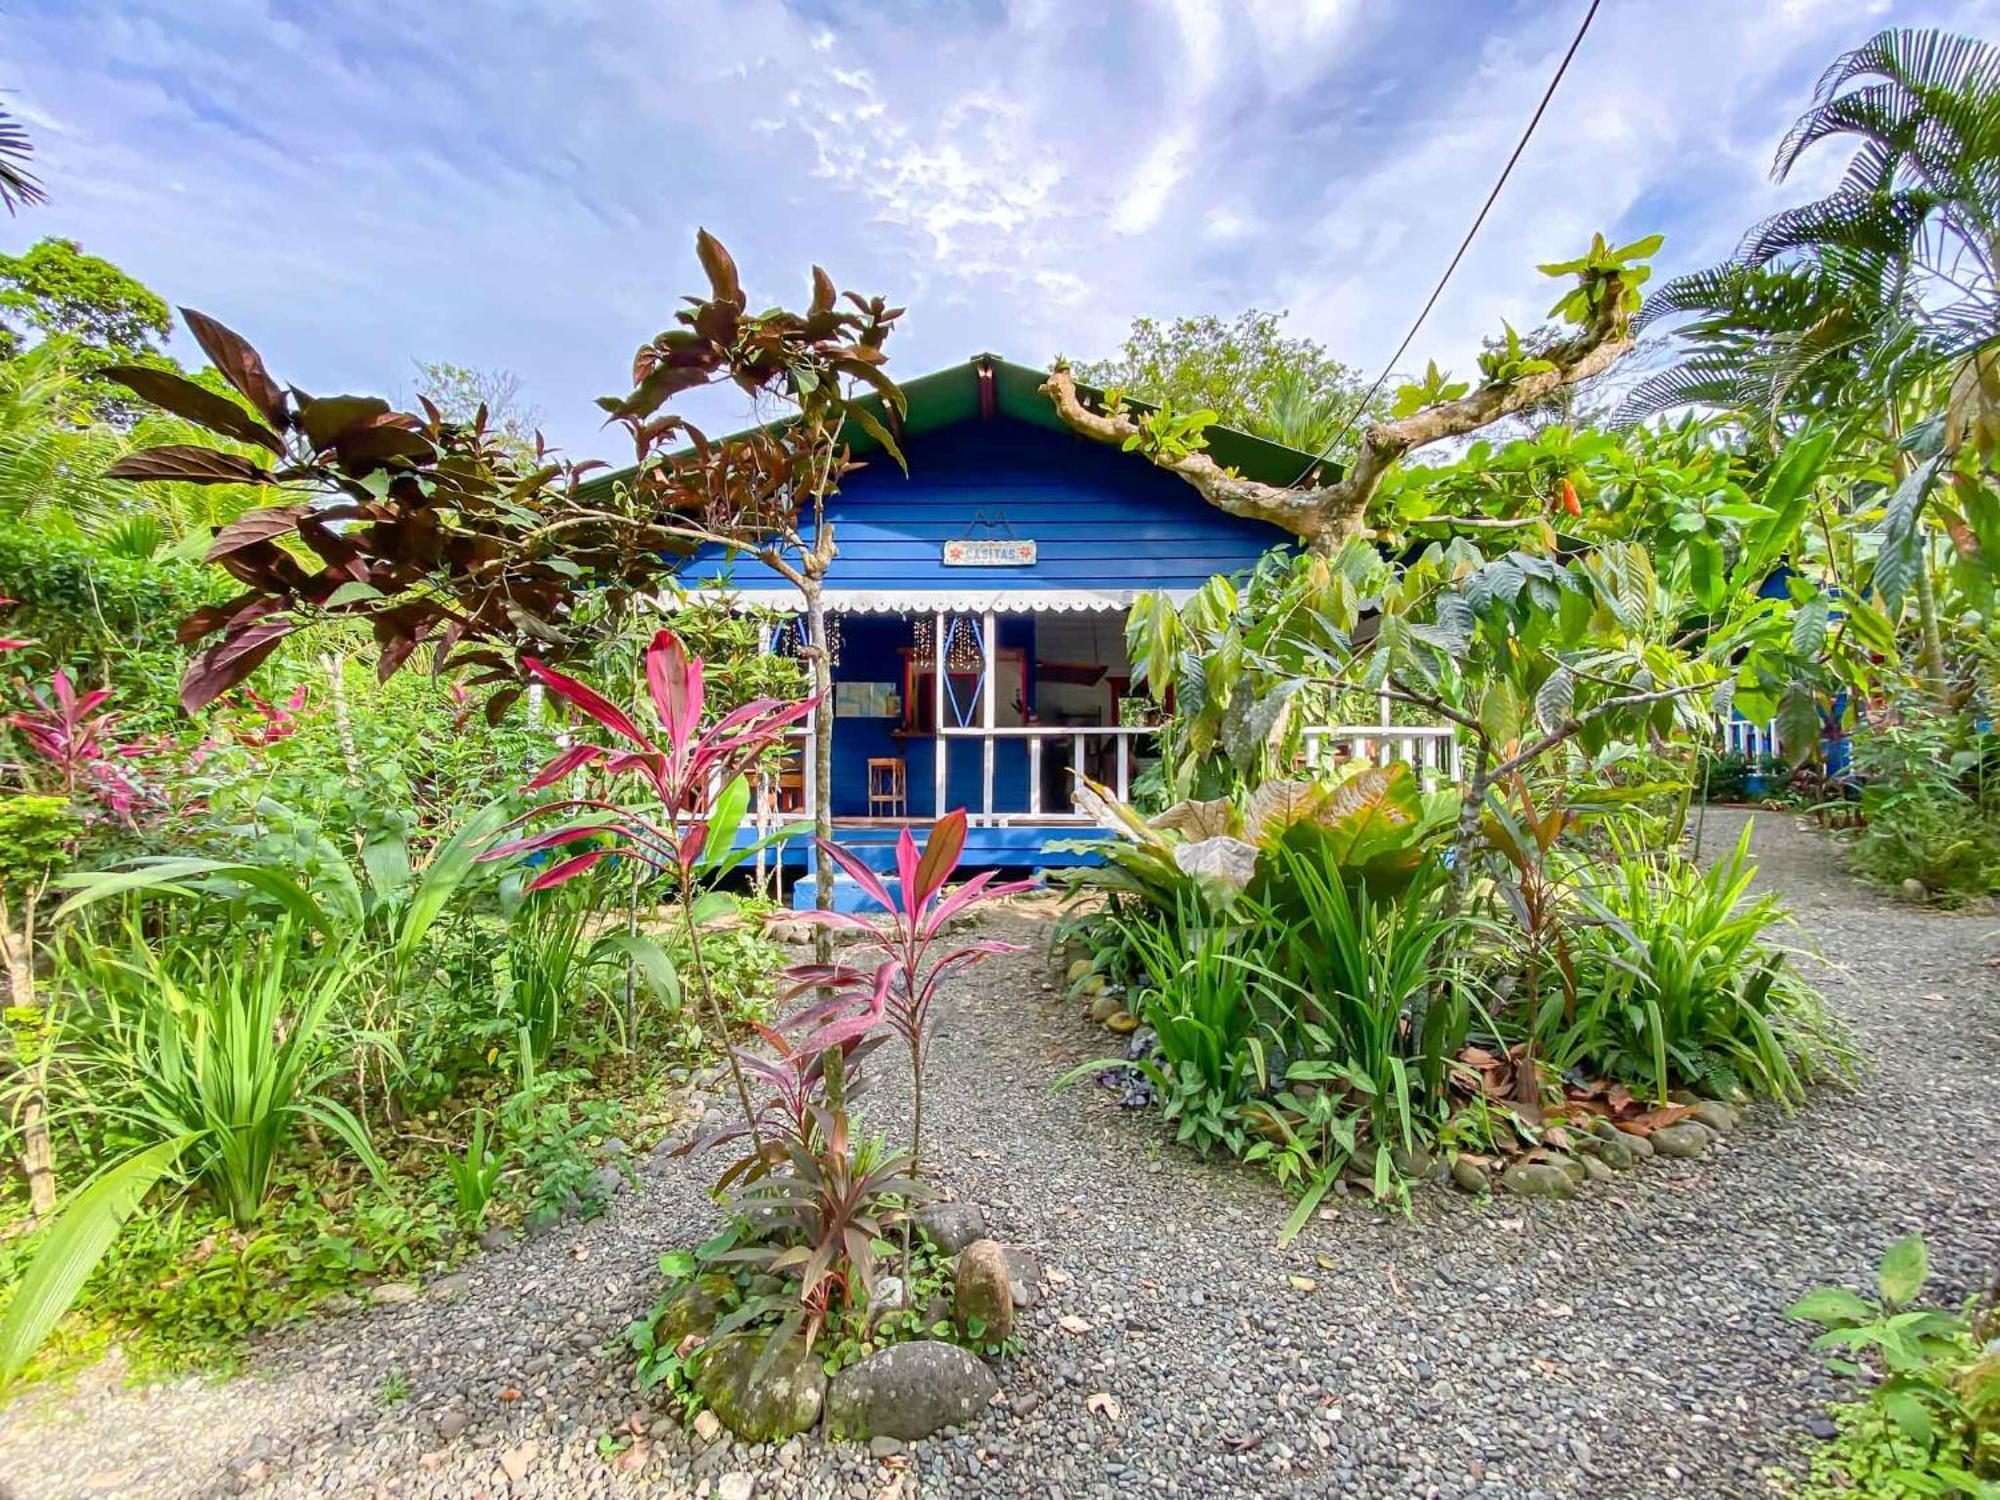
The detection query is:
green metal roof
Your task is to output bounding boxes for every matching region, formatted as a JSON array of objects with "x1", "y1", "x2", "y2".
[{"x1": 582, "y1": 354, "x2": 1341, "y2": 496}]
